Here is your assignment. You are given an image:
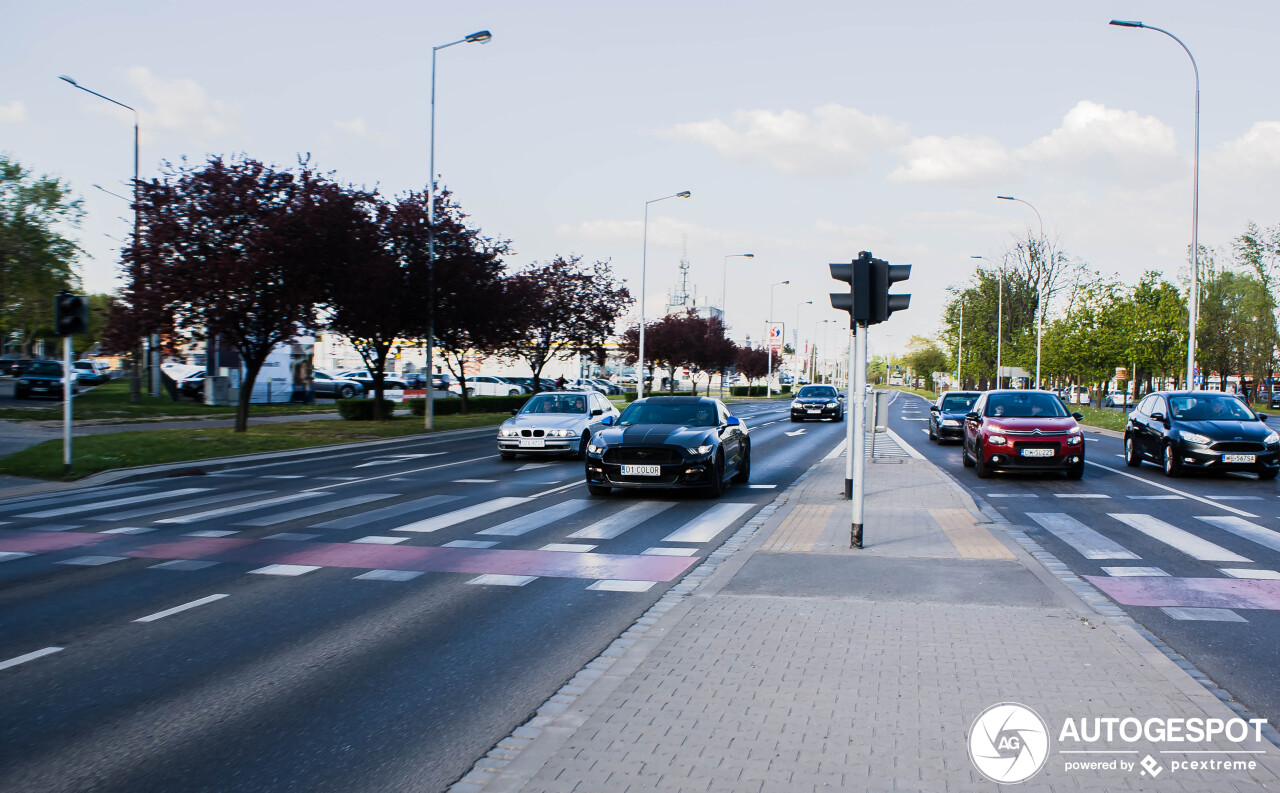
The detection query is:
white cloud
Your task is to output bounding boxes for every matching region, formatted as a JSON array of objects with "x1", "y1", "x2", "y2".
[
  {"x1": 888, "y1": 135, "x2": 1020, "y2": 185},
  {"x1": 0, "y1": 100, "x2": 27, "y2": 123},
  {"x1": 656, "y1": 103, "x2": 908, "y2": 176},
  {"x1": 1017, "y1": 100, "x2": 1180, "y2": 183},
  {"x1": 88, "y1": 67, "x2": 241, "y2": 142},
  {"x1": 335, "y1": 118, "x2": 371, "y2": 137},
  {"x1": 1210, "y1": 121, "x2": 1280, "y2": 174}
]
